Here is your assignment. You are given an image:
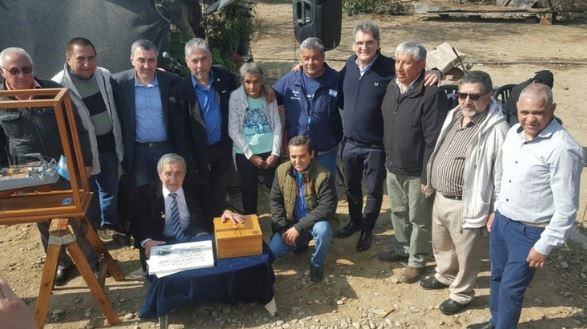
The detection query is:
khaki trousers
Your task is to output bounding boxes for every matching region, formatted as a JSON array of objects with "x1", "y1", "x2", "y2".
[{"x1": 432, "y1": 193, "x2": 483, "y2": 304}]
